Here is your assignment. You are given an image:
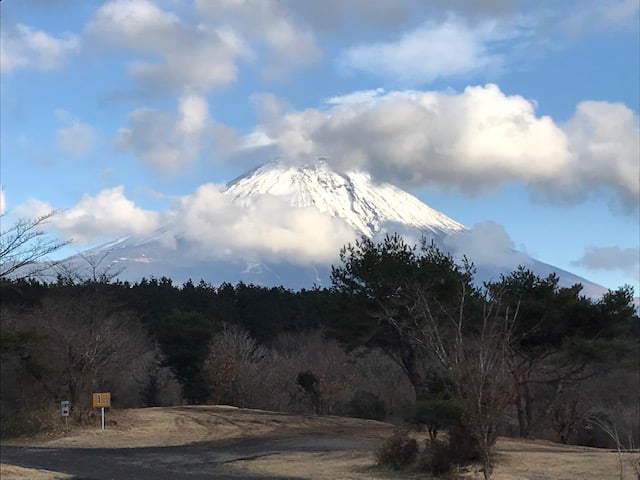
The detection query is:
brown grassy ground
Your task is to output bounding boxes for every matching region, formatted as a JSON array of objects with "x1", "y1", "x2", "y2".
[
  {"x1": 228, "y1": 436, "x2": 639, "y2": 480},
  {"x1": 5, "y1": 405, "x2": 393, "y2": 449},
  {"x1": 2, "y1": 406, "x2": 638, "y2": 479},
  {"x1": 0, "y1": 463, "x2": 72, "y2": 480}
]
